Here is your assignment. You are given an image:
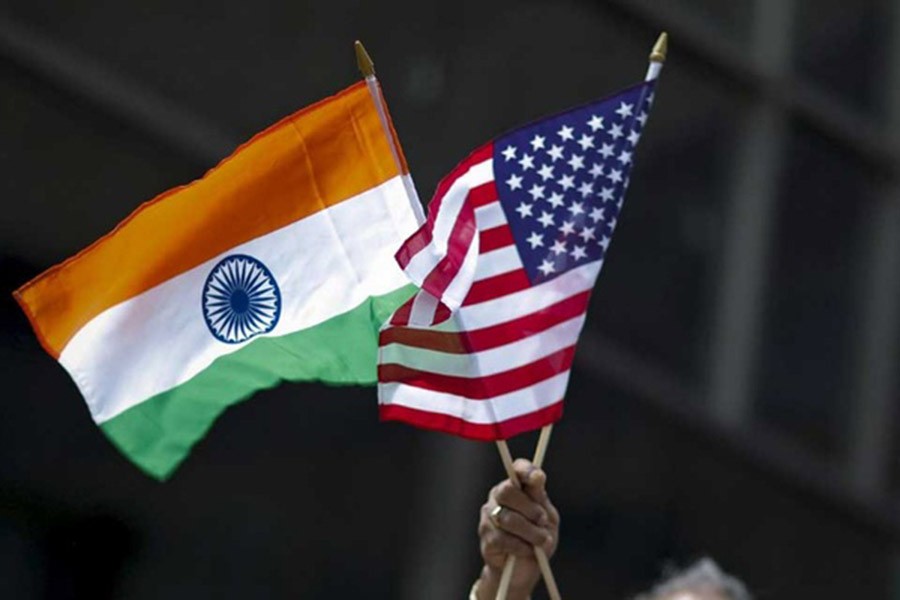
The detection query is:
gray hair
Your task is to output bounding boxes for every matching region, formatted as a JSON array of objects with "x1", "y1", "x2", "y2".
[{"x1": 636, "y1": 558, "x2": 752, "y2": 600}]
